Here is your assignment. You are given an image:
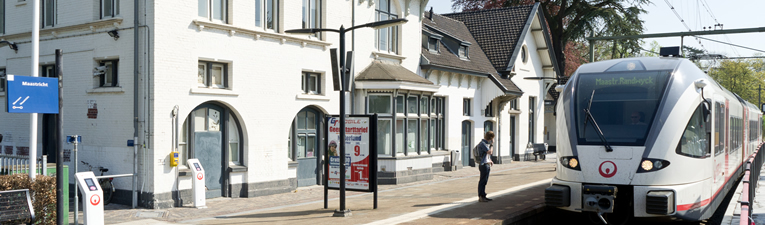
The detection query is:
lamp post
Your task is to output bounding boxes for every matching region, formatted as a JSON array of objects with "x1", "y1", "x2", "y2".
[
  {"x1": 0, "y1": 41, "x2": 18, "y2": 53},
  {"x1": 287, "y1": 18, "x2": 407, "y2": 217}
]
